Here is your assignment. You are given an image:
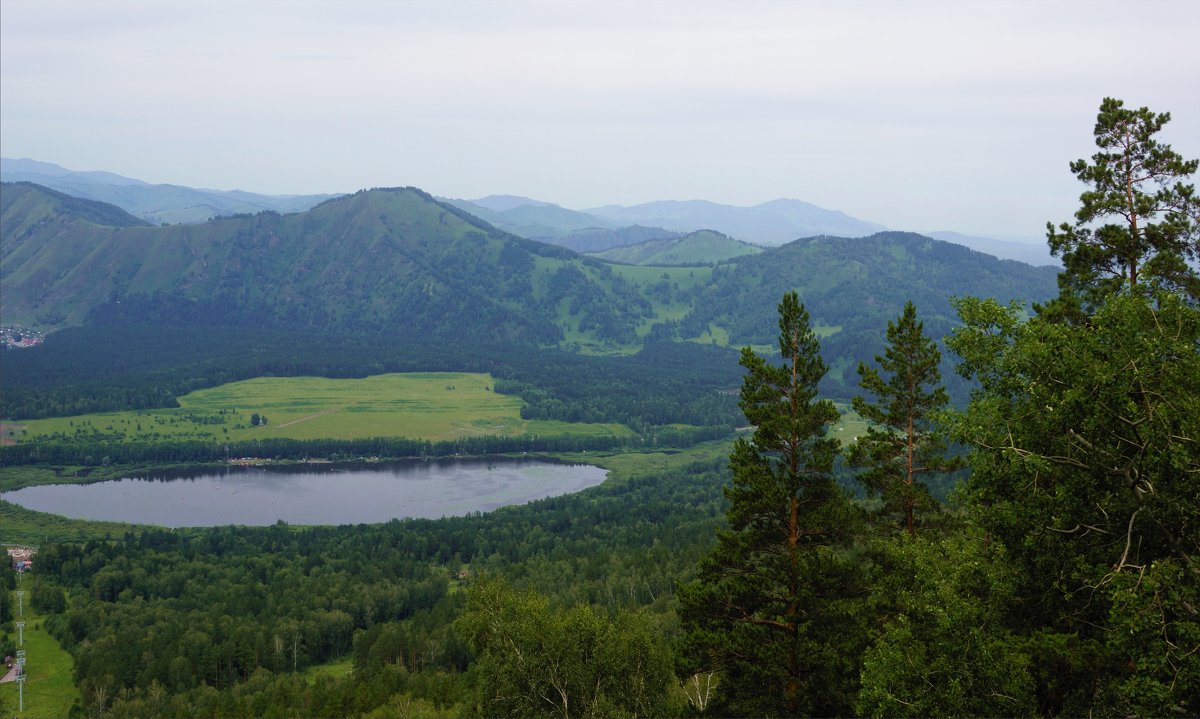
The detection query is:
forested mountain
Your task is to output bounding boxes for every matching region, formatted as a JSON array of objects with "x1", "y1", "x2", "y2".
[
  {"x1": 585, "y1": 198, "x2": 887, "y2": 245},
  {"x1": 0, "y1": 182, "x2": 656, "y2": 346},
  {"x1": 587, "y1": 230, "x2": 761, "y2": 265},
  {"x1": 2, "y1": 182, "x2": 1060, "y2": 407},
  {"x1": 0, "y1": 158, "x2": 339, "y2": 225},
  {"x1": 669, "y1": 232, "x2": 1060, "y2": 396}
]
